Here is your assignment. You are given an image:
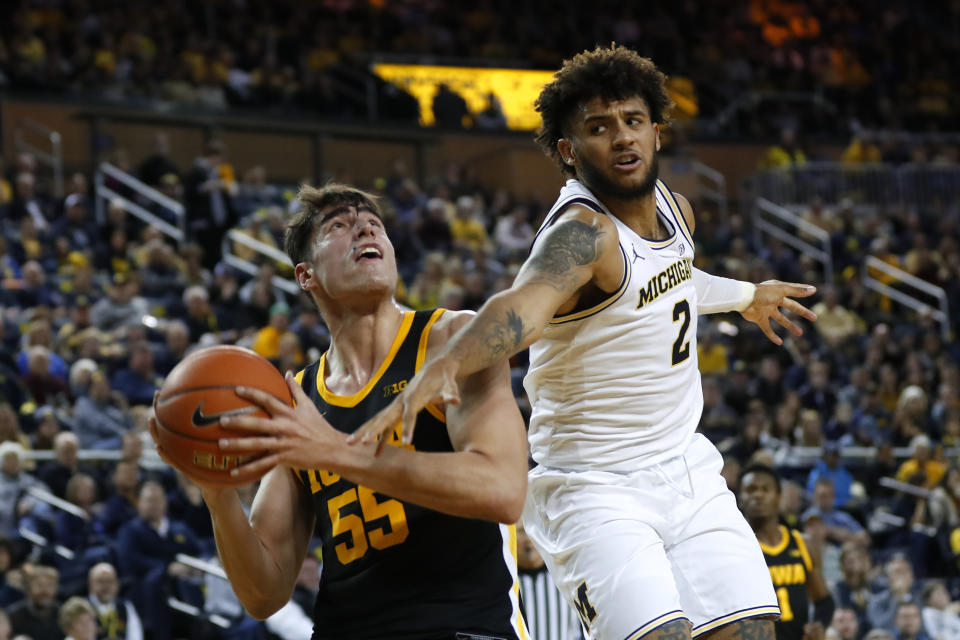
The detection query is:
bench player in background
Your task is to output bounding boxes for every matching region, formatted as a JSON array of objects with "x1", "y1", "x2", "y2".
[
  {"x1": 152, "y1": 184, "x2": 530, "y2": 640},
  {"x1": 740, "y1": 464, "x2": 835, "y2": 640},
  {"x1": 354, "y1": 45, "x2": 818, "y2": 640}
]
